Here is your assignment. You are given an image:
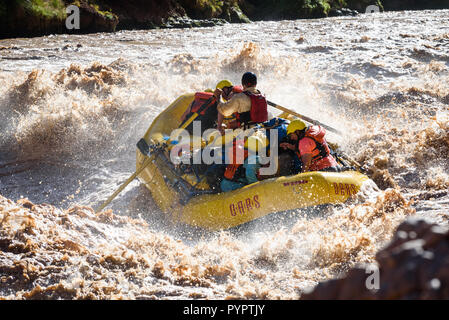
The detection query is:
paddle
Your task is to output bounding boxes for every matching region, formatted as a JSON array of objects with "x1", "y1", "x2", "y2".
[
  {"x1": 267, "y1": 100, "x2": 364, "y2": 170},
  {"x1": 95, "y1": 96, "x2": 216, "y2": 213},
  {"x1": 95, "y1": 149, "x2": 154, "y2": 213},
  {"x1": 267, "y1": 100, "x2": 342, "y2": 135}
]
